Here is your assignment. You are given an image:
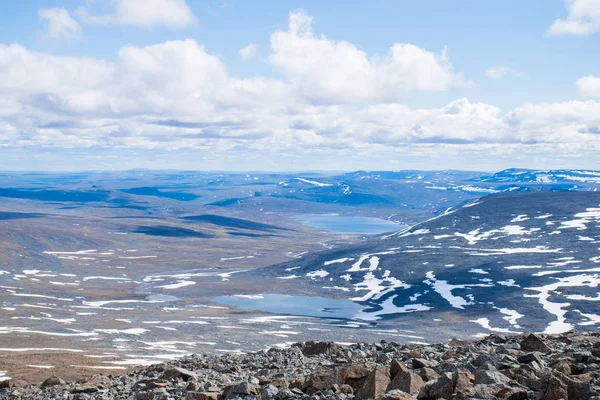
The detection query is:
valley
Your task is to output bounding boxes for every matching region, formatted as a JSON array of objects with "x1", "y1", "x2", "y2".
[{"x1": 0, "y1": 169, "x2": 599, "y2": 384}]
